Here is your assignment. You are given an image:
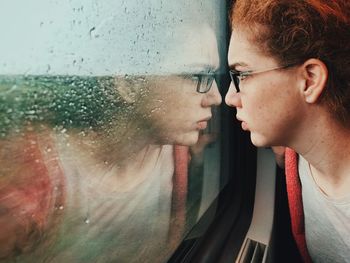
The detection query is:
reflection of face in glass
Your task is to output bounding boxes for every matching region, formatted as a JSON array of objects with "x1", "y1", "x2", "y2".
[
  {"x1": 122, "y1": 25, "x2": 222, "y2": 146},
  {"x1": 0, "y1": 8, "x2": 226, "y2": 261}
]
